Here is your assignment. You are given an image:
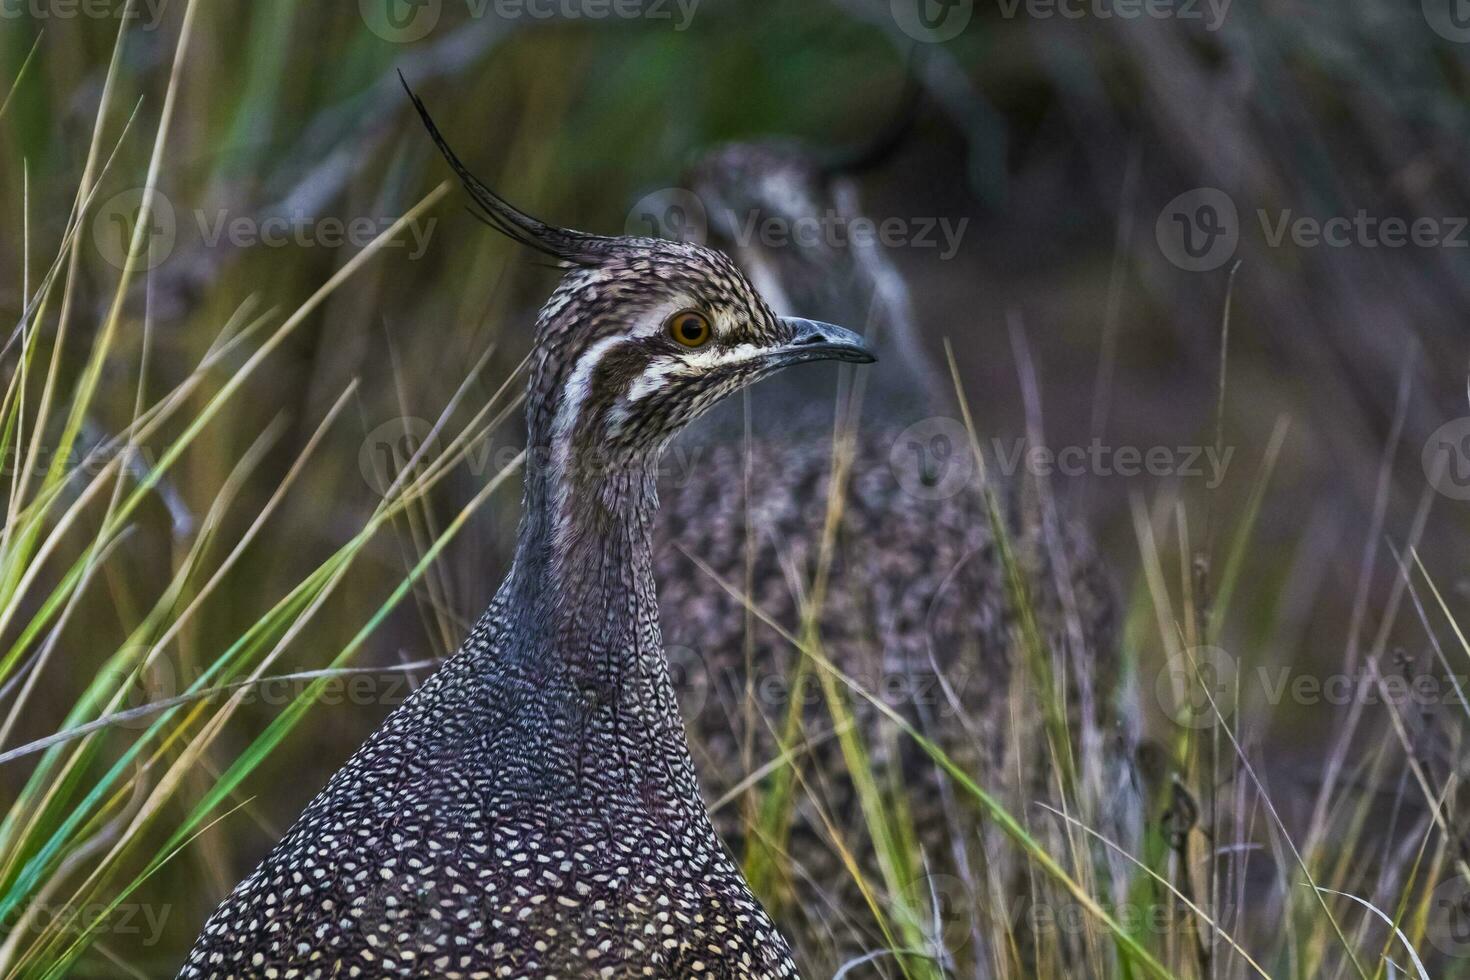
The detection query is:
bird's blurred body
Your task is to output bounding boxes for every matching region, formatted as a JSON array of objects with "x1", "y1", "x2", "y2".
[{"x1": 655, "y1": 133, "x2": 1141, "y2": 972}]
